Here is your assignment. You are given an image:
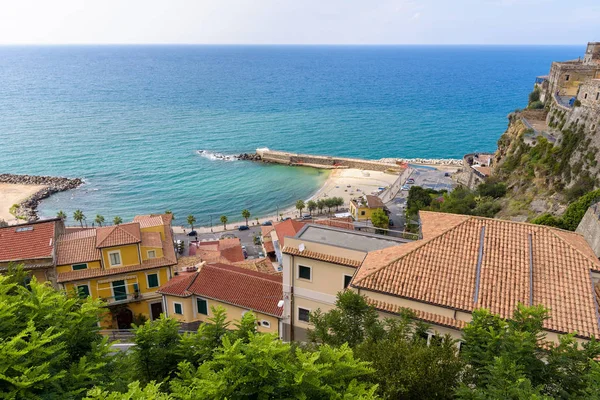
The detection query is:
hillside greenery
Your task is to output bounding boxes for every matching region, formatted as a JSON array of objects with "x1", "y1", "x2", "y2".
[{"x1": 3, "y1": 266, "x2": 600, "y2": 399}]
